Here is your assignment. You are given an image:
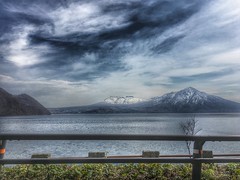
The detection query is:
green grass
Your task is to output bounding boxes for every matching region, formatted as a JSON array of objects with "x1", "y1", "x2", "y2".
[{"x1": 0, "y1": 163, "x2": 240, "y2": 180}]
